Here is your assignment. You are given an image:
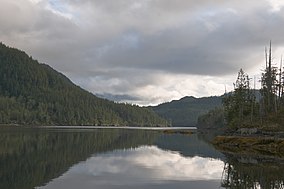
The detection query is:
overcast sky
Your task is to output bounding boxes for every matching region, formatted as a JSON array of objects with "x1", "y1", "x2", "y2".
[{"x1": 1, "y1": 0, "x2": 284, "y2": 105}]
